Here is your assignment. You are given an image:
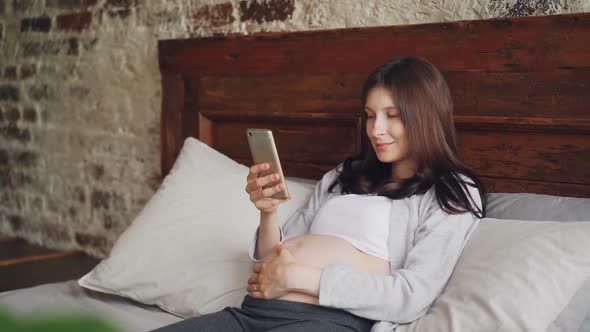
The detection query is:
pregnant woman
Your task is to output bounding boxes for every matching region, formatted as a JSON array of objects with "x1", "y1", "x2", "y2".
[{"x1": 153, "y1": 56, "x2": 486, "y2": 332}]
